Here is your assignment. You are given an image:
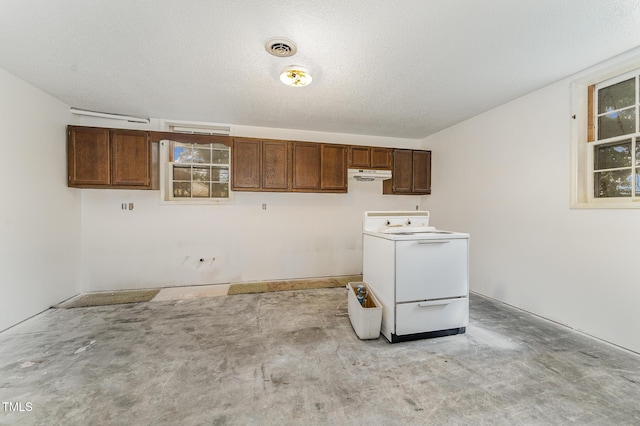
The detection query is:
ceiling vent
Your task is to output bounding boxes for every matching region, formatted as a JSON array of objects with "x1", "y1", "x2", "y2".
[{"x1": 265, "y1": 38, "x2": 297, "y2": 57}]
